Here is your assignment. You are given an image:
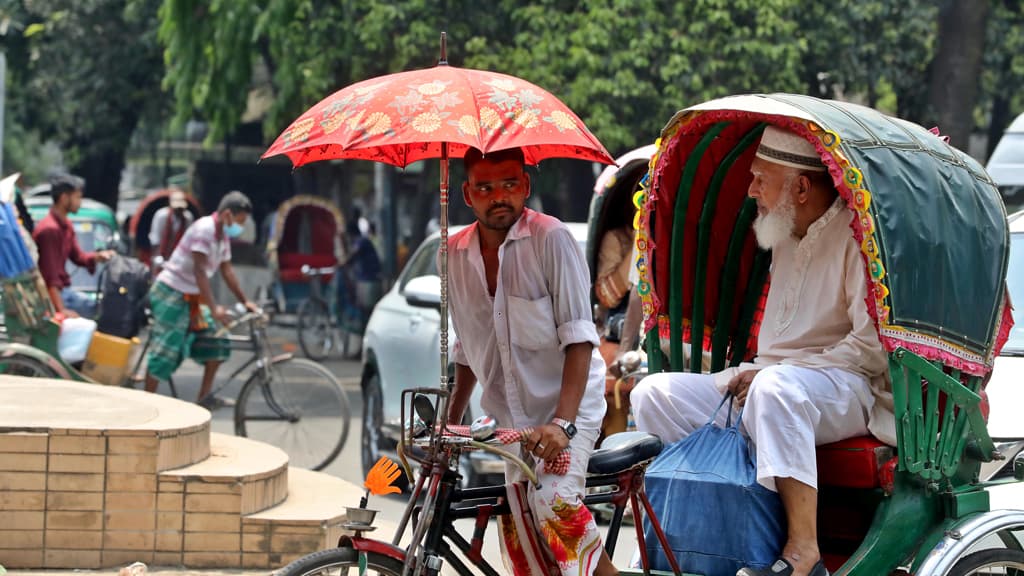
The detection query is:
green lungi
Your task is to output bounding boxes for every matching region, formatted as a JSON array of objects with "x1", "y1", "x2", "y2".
[{"x1": 146, "y1": 281, "x2": 230, "y2": 381}]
